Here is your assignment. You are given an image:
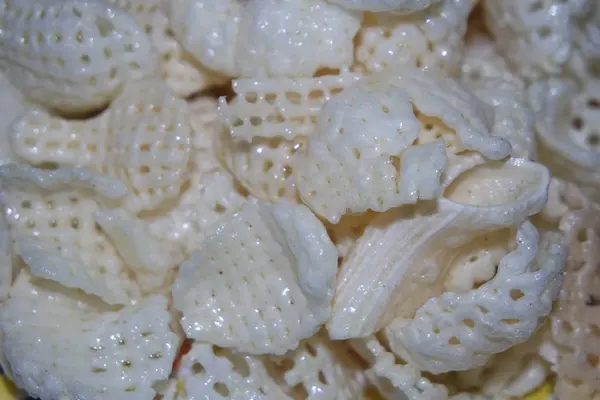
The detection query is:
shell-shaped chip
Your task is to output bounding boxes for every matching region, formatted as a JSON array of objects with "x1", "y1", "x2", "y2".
[
  {"x1": 218, "y1": 73, "x2": 362, "y2": 142},
  {"x1": 386, "y1": 221, "x2": 566, "y2": 374},
  {"x1": 528, "y1": 77, "x2": 600, "y2": 201},
  {"x1": 326, "y1": 0, "x2": 441, "y2": 13},
  {"x1": 296, "y1": 69, "x2": 512, "y2": 223},
  {"x1": 0, "y1": 272, "x2": 180, "y2": 400},
  {"x1": 0, "y1": 72, "x2": 30, "y2": 166},
  {"x1": 483, "y1": 0, "x2": 599, "y2": 79},
  {"x1": 0, "y1": 0, "x2": 158, "y2": 113},
  {"x1": 327, "y1": 158, "x2": 550, "y2": 339},
  {"x1": 11, "y1": 79, "x2": 192, "y2": 213},
  {"x1": 173, "y1": 201, "x2": 337, "y2": 355},
  {"x1": 165, "y1": 0, "x2": 361, "y2": 78},
  {"x1": 0, "y1": 163, "x2": 141, "y2": 304},
  {"x1": 355, "y1": 0, "x2": 472, "y2": 76}
]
